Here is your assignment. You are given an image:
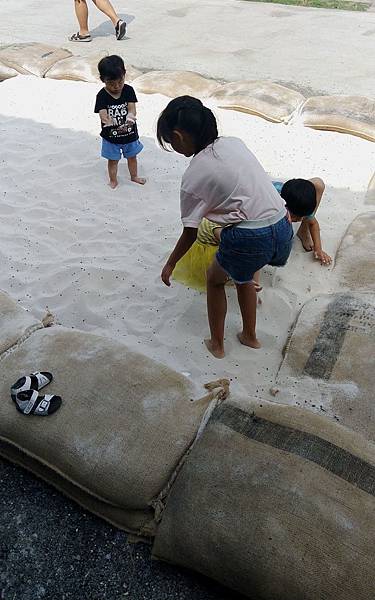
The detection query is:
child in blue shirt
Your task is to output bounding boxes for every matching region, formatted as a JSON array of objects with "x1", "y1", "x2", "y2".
[
  {"x1": 173, "y1": 177, "x2": 331, "y2": 297},
  {"x1": 273, "y1": 177, "x2": 331, "y2": 265},
  {"x1": 94, "y1": 55, "x2": 145, "y2": 188}
]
